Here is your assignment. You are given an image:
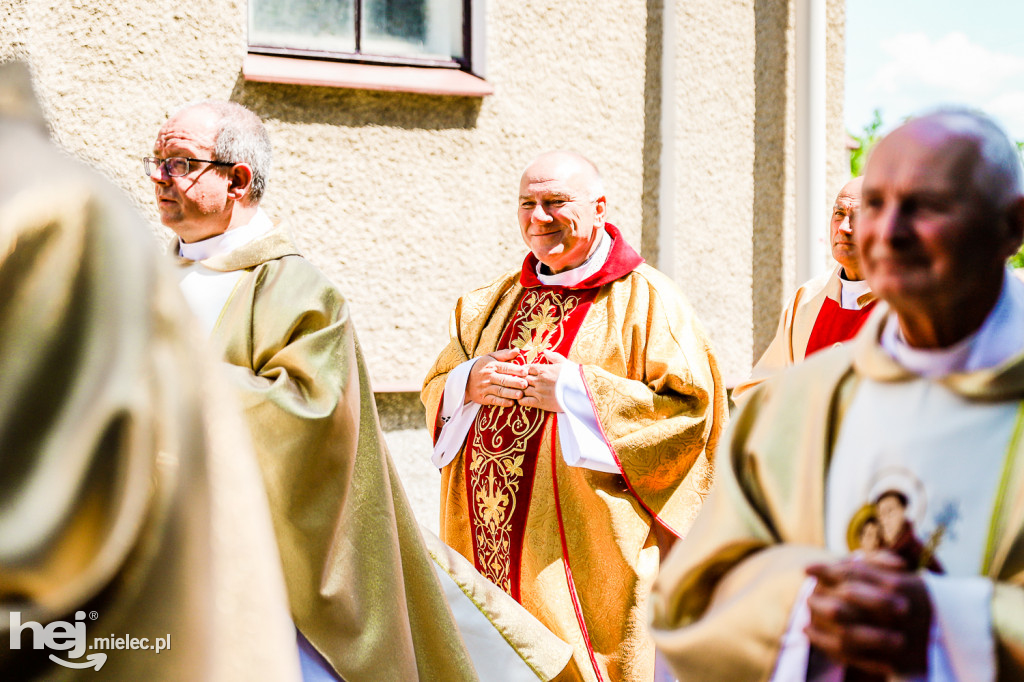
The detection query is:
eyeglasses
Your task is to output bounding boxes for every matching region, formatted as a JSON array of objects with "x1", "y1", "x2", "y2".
[{"x1": 143, "y1": 156, "x2": 235, "y2": 178}]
